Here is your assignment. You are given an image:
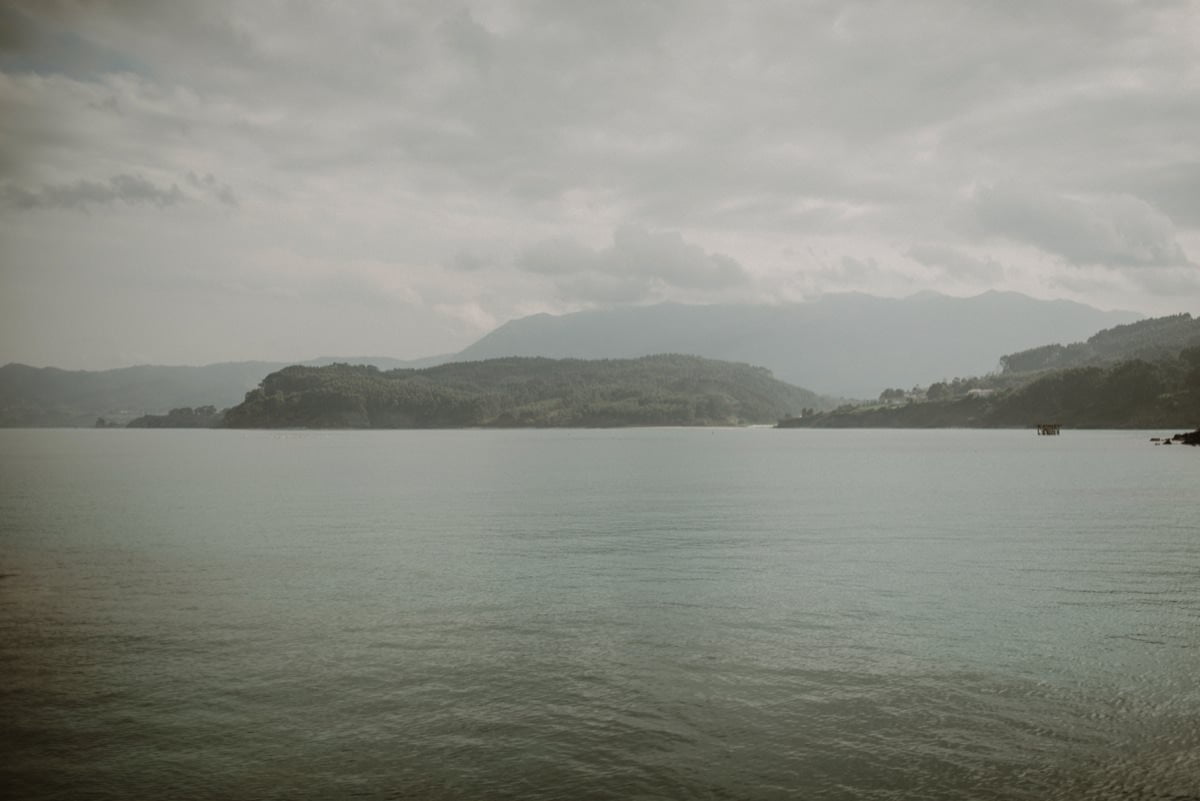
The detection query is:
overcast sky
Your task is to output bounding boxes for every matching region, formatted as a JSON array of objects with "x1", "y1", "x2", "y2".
[{"x1": 2, "y1": 0, "x2": 1199, "y2": 368}]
